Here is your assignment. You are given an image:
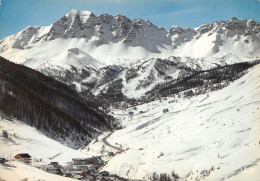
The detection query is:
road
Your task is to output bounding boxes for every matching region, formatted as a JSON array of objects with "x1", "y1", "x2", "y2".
[{"x1": 102, "y1": 131, "x2": 124, "y2": 153}]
